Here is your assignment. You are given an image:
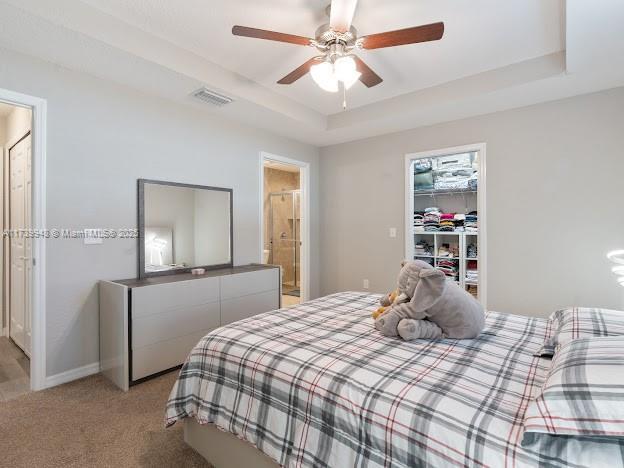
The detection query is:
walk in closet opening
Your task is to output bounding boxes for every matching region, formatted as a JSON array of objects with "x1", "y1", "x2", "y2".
[{"x1": 405, "y1": 144, "x2": 486, "y2": 307}]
